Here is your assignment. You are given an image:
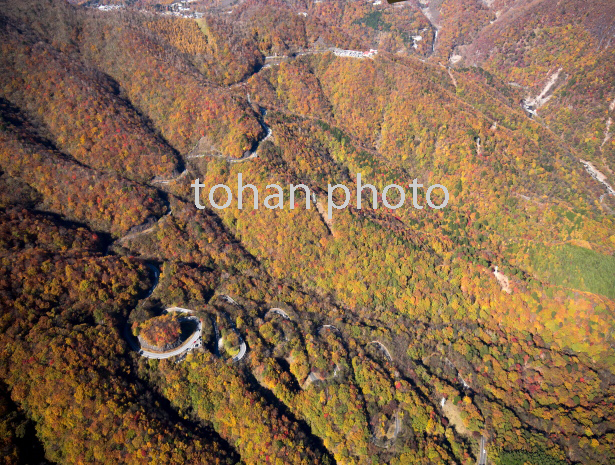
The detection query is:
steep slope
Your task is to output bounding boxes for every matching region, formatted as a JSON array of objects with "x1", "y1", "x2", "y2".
[{"x1": 0, "y1": 1, "x2": 614, "y2": 464}]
